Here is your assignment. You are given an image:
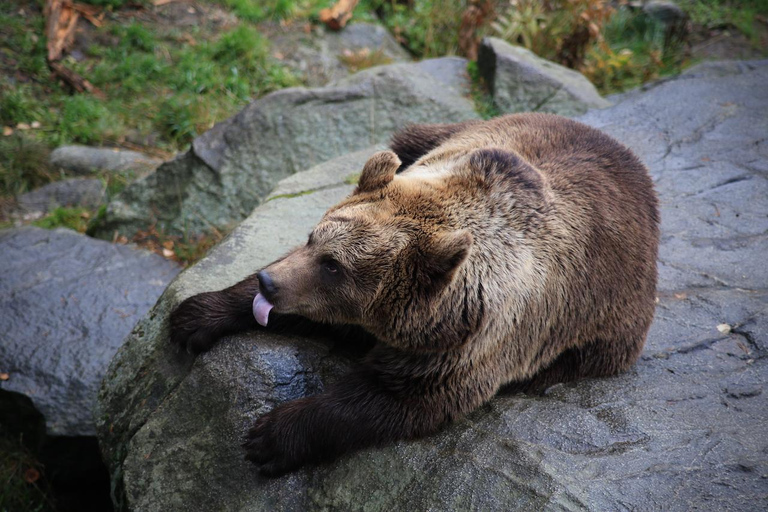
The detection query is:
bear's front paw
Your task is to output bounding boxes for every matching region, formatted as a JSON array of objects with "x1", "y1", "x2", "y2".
[
  {"x1": 243, "y1": 403, "x2": 310, "y2": 477},
  {"x1": 170, "y1": 292, "x2": 227, "y2": 354}
]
